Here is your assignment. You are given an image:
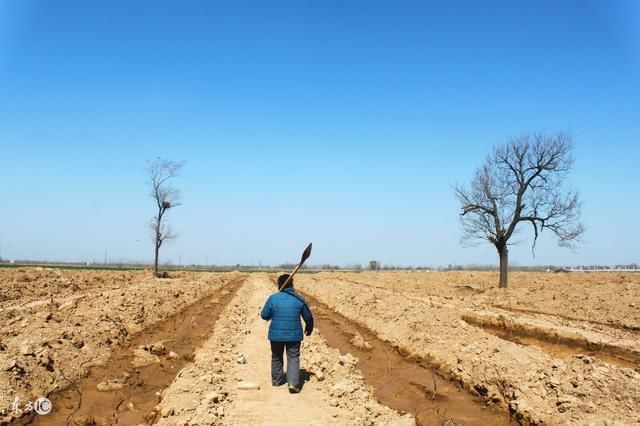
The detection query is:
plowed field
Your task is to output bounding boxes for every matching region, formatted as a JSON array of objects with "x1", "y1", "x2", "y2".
[{"x1": 2, "y1": 269, "x2": 638, "y2": 425}]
